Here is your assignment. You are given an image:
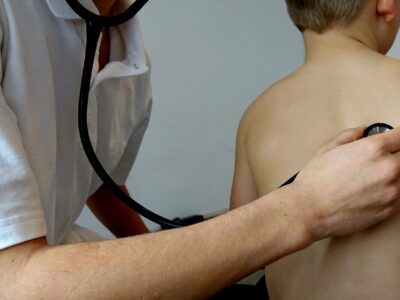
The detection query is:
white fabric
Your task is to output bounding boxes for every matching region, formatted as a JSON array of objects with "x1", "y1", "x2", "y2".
[{"x1": 0, "y1": 0, "x2": 152, "y2": 249}]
